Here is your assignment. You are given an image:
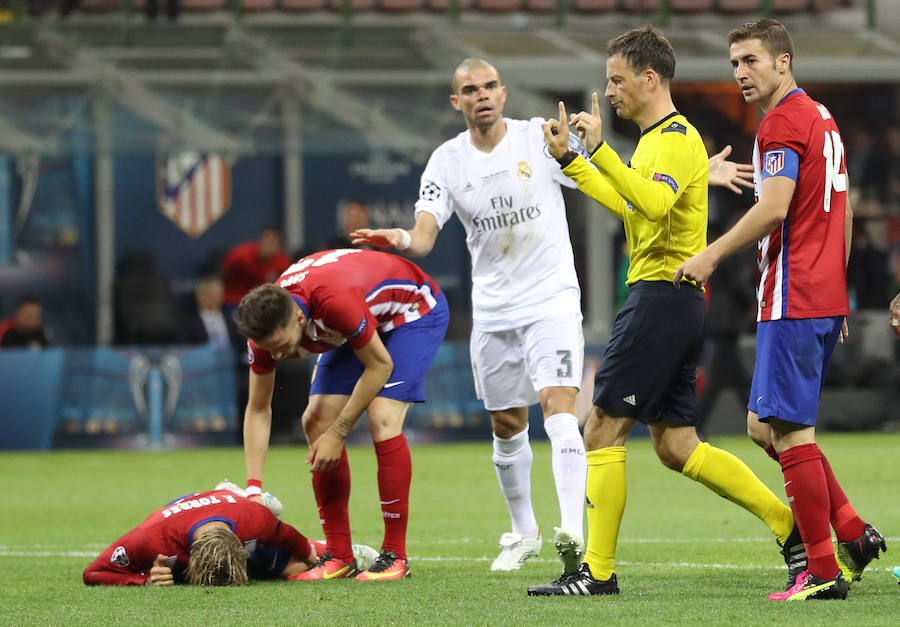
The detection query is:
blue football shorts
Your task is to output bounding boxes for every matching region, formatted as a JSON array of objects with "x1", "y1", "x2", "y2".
[
  {"x1": 309, "y1": 290, "x2": 449, "y2": 402},
  {"x1": 246, "y1": 545, "x2": 291, "y2": 580},
  {"x1": 748, "y1": 316, "x2": 842, "y2": 426}
]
